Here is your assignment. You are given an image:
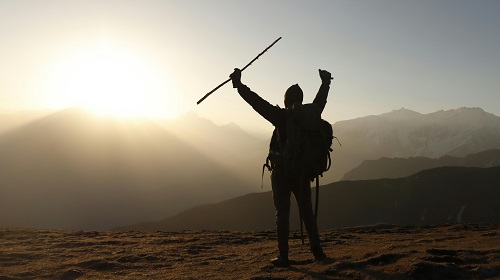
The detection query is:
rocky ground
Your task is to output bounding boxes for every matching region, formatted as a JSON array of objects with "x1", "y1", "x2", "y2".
[{"x1": 0, "y1": 224, "x2": 499, "y2": 279}]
